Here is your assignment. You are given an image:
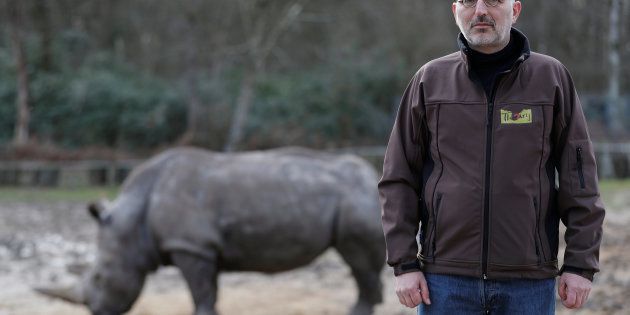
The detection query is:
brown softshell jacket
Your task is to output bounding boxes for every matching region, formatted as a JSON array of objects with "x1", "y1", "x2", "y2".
[{"x1": 378, "y1": 29, "x2": 605, "y2": 280}]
